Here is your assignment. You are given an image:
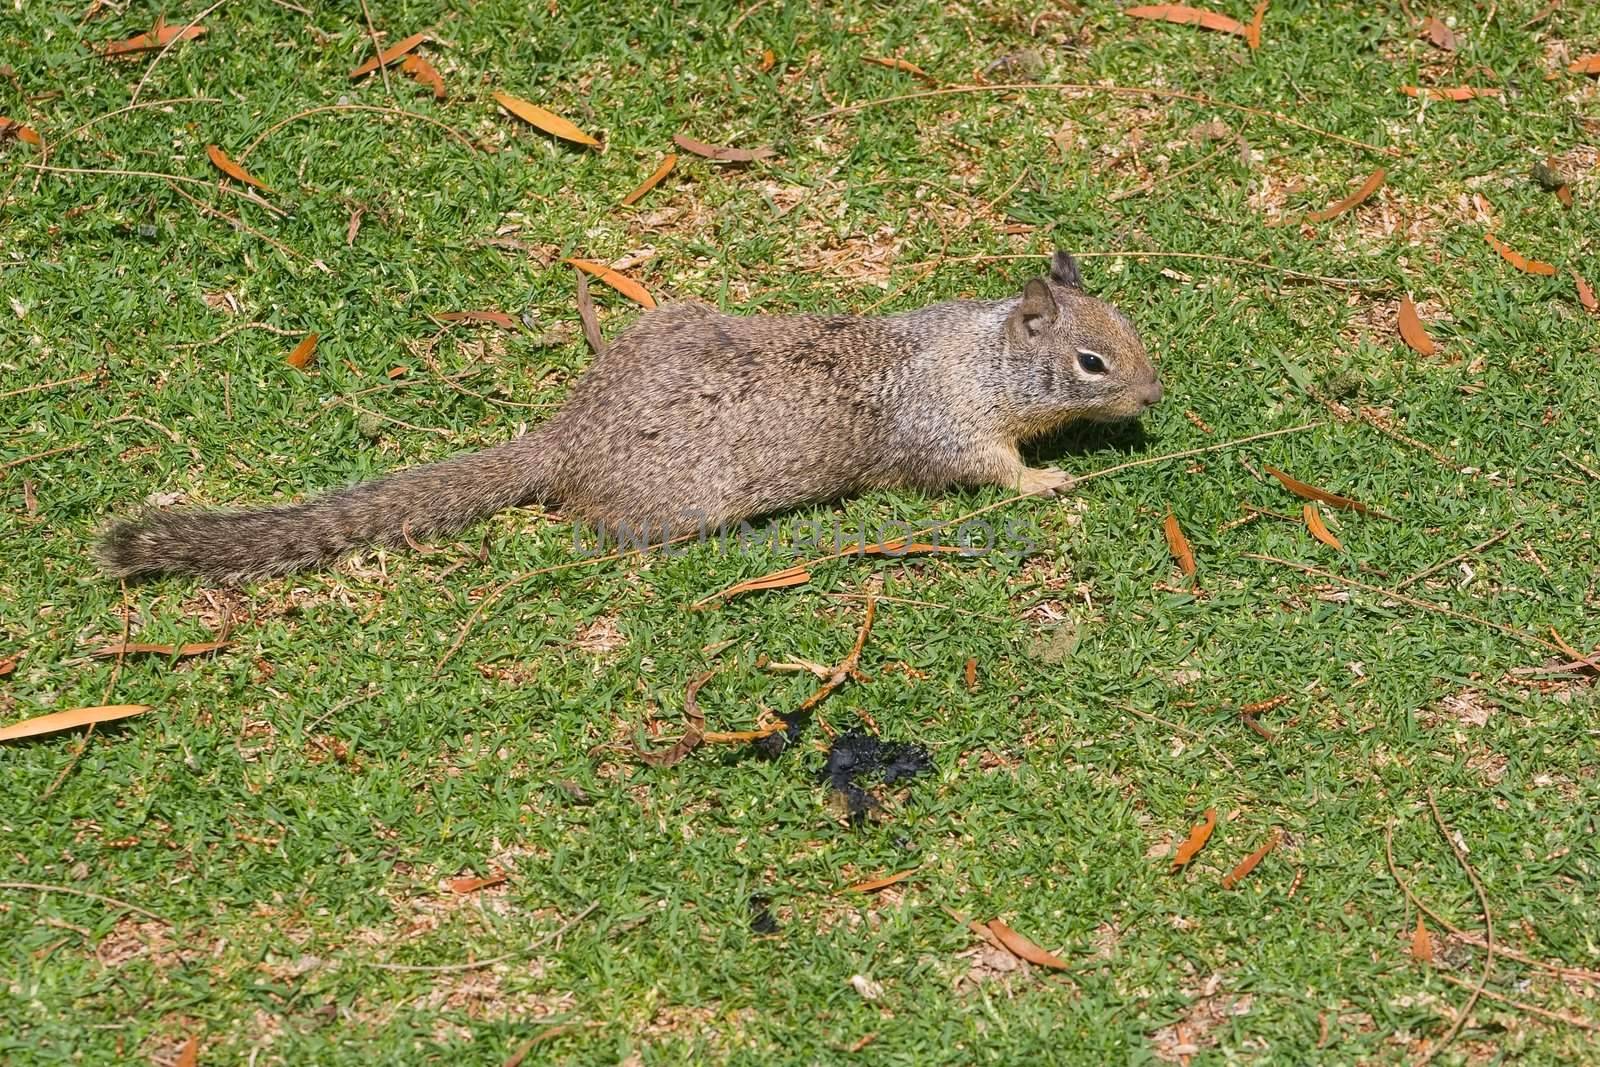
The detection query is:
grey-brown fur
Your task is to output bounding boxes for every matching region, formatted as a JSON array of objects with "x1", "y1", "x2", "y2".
[{"x1": 97, "y1": 252, "x2": 1161, "y2": 583}]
